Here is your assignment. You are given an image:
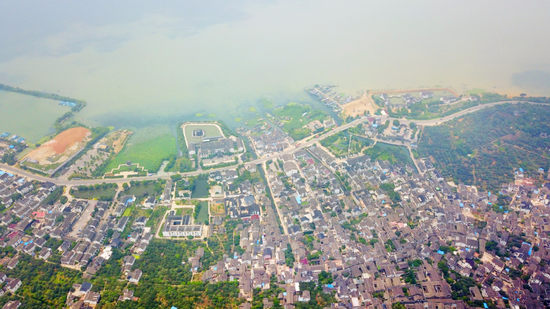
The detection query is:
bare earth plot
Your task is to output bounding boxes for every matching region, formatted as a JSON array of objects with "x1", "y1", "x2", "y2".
[
  {"x1": 64, "y1": 129, "x2": 132, "y2": 179},
  {"x1": 342, "y1": 94, "x2": 378, "y2": 118},
  {"x1": 22, "y1": 127, "x2": 91, "y2": 173}
]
